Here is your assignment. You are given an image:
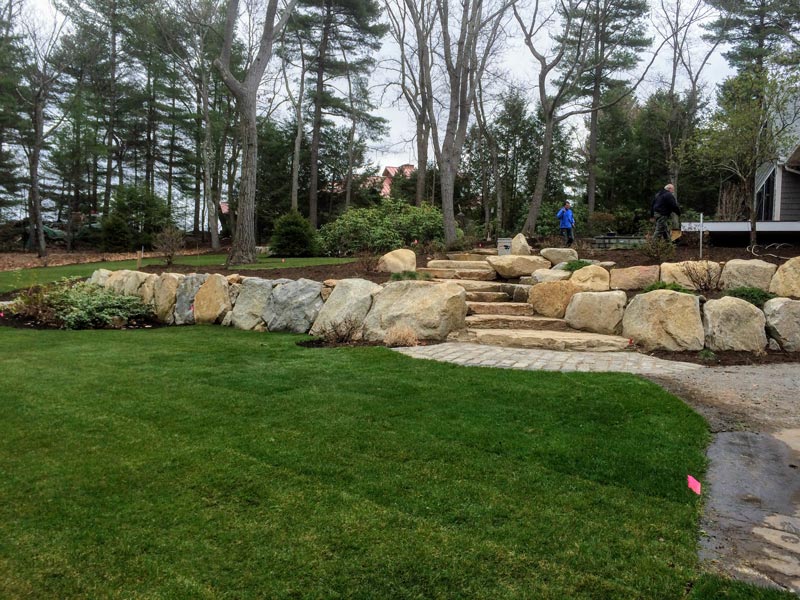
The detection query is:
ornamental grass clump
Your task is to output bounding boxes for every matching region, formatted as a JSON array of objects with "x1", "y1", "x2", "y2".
[
  {"x1": 11, "y1": 278, "x2": 153, "y2": 329},
  {"x1": 390, "y1": 271, "x2": 431, "y2": 281}
]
